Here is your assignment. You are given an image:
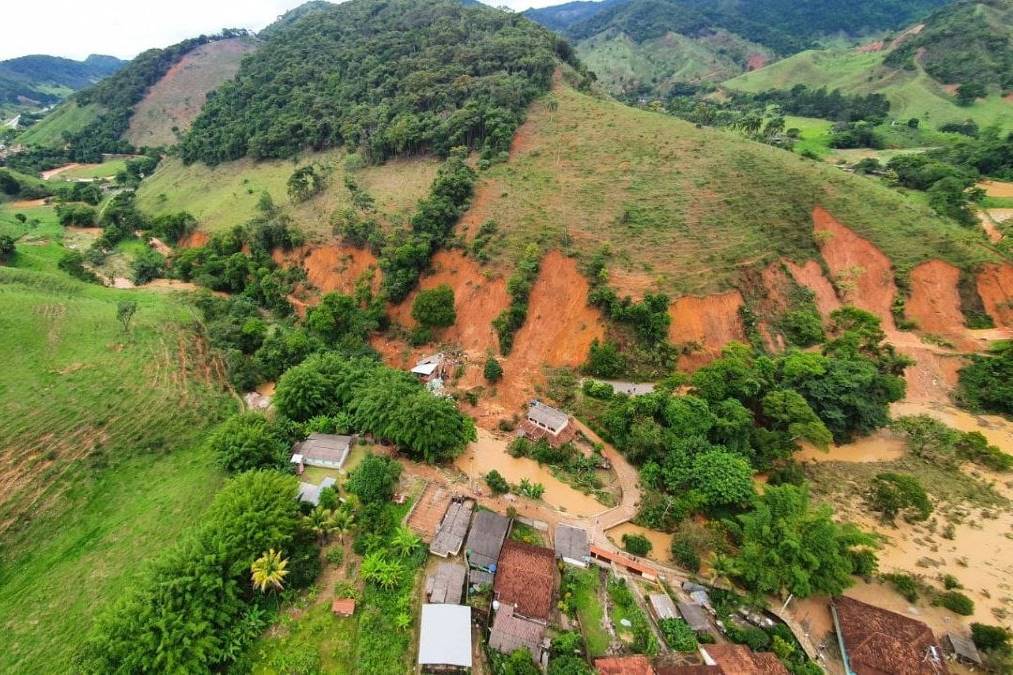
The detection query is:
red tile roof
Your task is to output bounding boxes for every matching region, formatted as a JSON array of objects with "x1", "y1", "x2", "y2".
[
  {"x1": 703, "y1": 645, "x2": 789, "y2": 675},
  {"x1": 494, "y1": 540, "x2": 556, "y2": 621},
  {"x1": 331, "y1": 598, "x2": 356, "y2": 616},
  {"x1": 595, "y1": 655, "x2": 655, "y2": 675},
  {"x1": 832, "y1": 596, "x2": 948, "y2": 675}
]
